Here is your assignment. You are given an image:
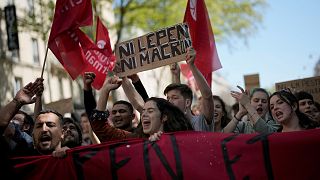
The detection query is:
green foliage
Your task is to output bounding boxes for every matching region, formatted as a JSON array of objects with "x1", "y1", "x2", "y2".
[
  {"x1": 19, "y1": 0, "x2": 55, "y2": 42},
  {"x1": 110, "y1": 0, "x2": 267, "y2": 43},
  {"x1": 19, "y1": 0, "x2": 267, "y2": 44}
]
